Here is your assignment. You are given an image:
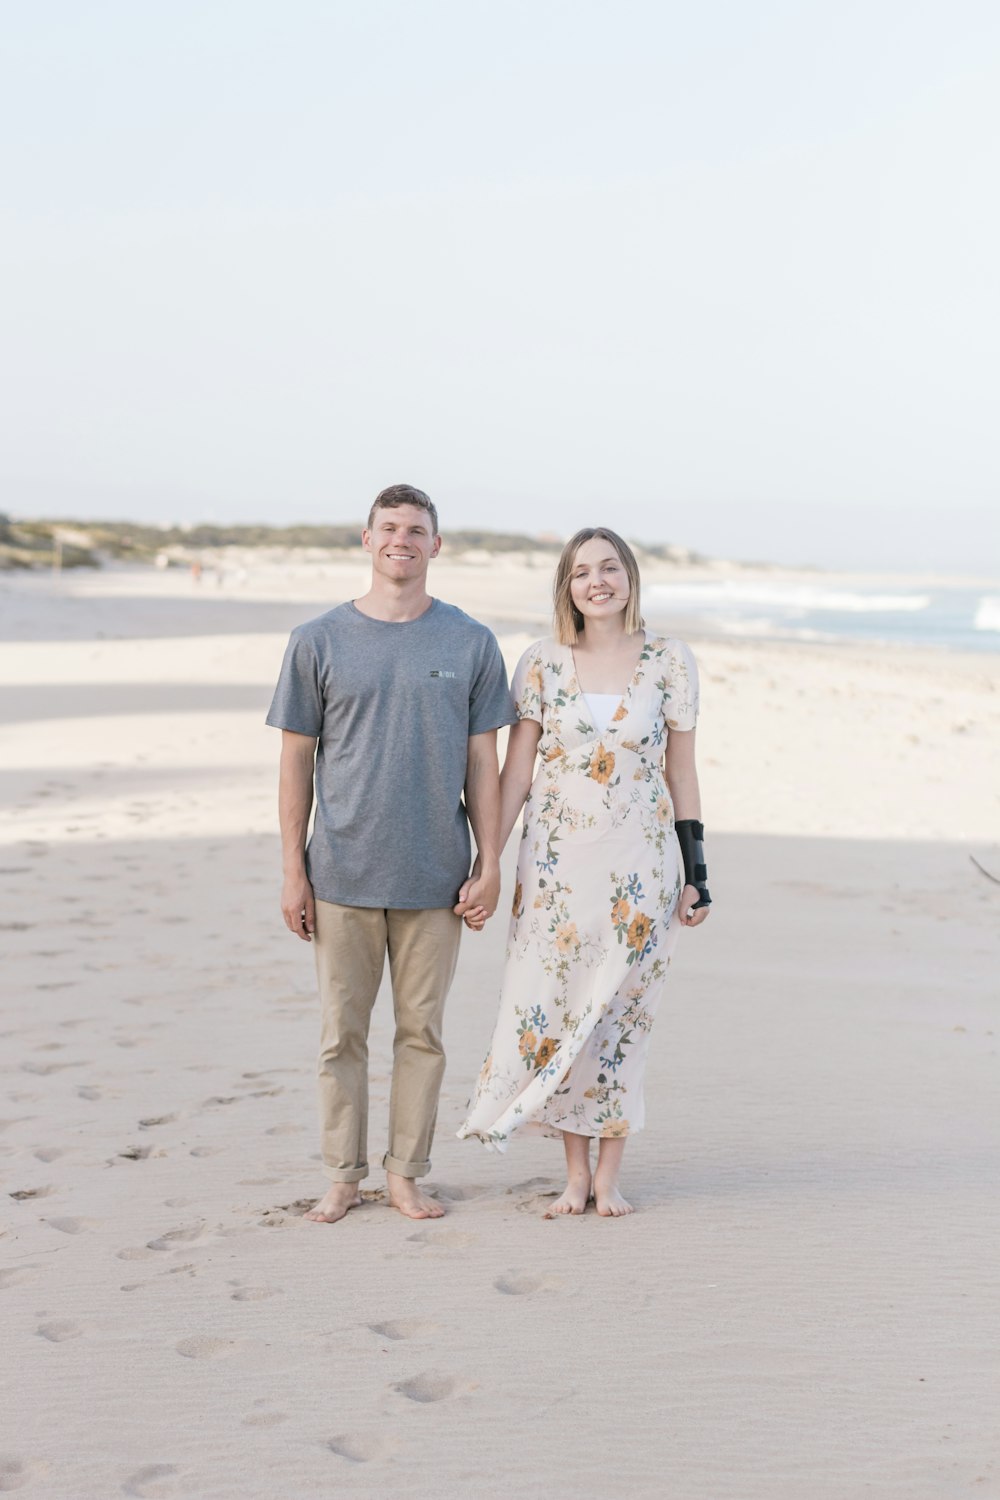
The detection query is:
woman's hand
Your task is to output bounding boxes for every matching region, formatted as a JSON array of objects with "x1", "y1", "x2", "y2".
[
  {"x1": 454, "y1": 855, "x2": 495, "y2": 932},
  {"x1": 678, "y1": 884, "x2": 711, "y2": 927}
]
